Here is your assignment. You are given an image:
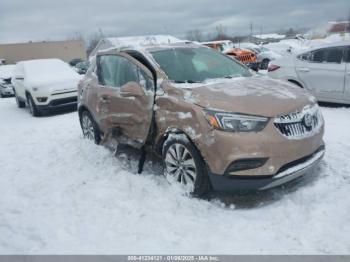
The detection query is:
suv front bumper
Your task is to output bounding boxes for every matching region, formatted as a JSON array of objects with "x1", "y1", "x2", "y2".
[{"x1": 208, "y1": 146, "x2": 325, "y2": 192}]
